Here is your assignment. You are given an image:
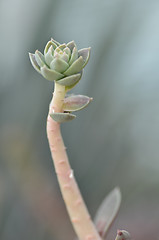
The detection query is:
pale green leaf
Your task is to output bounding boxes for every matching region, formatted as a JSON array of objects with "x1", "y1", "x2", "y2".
[
  {"x1": 41, "y1": 66, "x2": 64, "y2": 81},
  {"x1": 78, "y1": 47, "x2": 91, "y2": 67},
  {"x1": 29, "y1": 53, "x2": 41, "y2": 73},
  {"x1": 63, "y1": 56, "x2": 84, "y2": 76},
  {"x1": 56, "y1": 73, "x2": 82, "y2": 87},
  {"x1": 65, "y1": 71, "x2": 83, "y2": 91},
  {"x1": 35, "y1": 50, "x2": 45, "y2": 67},
  {"x1": 69, "y1": 47, "x2": 78, "y2": 65},
  {"x1": 50, "y1": 112, "x2": 76, "y2": 123},
  {"x1": 63, "y1": 47, "x2": 71, "y2": 58},
  {"x1": 44, "y1": 40, "x2": 57, "y2": 55},
  {"x1": 44, "y1": 46, "x2": 54, "y2": 65},
  {"x1": 50, "y1": 58, "x2": 69, "y2": 73},
  {"x1": 63, "y1": 95, "x2": 92, "y2": 112}
]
